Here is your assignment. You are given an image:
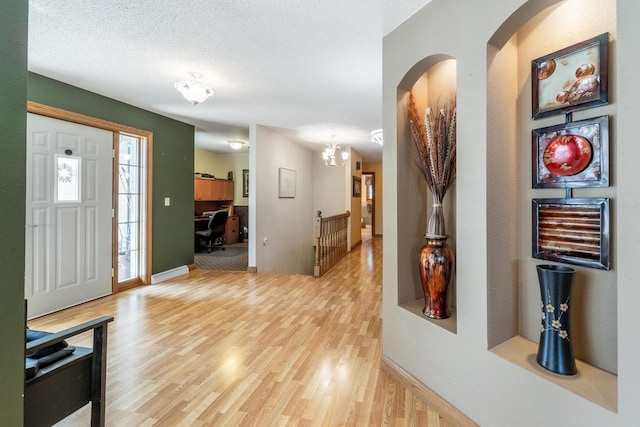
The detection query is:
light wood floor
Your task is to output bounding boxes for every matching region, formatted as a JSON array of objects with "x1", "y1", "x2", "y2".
[{"x1": 31, "y1": 237, "x2": 455, "y2": 426}]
